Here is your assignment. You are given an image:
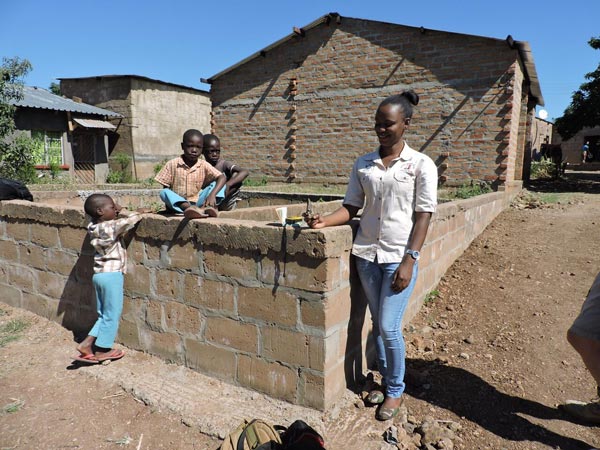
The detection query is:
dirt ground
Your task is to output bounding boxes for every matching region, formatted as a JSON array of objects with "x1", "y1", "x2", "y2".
[{"x1": 1, "y1": 171, "x2": 600, "y2": 450}]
